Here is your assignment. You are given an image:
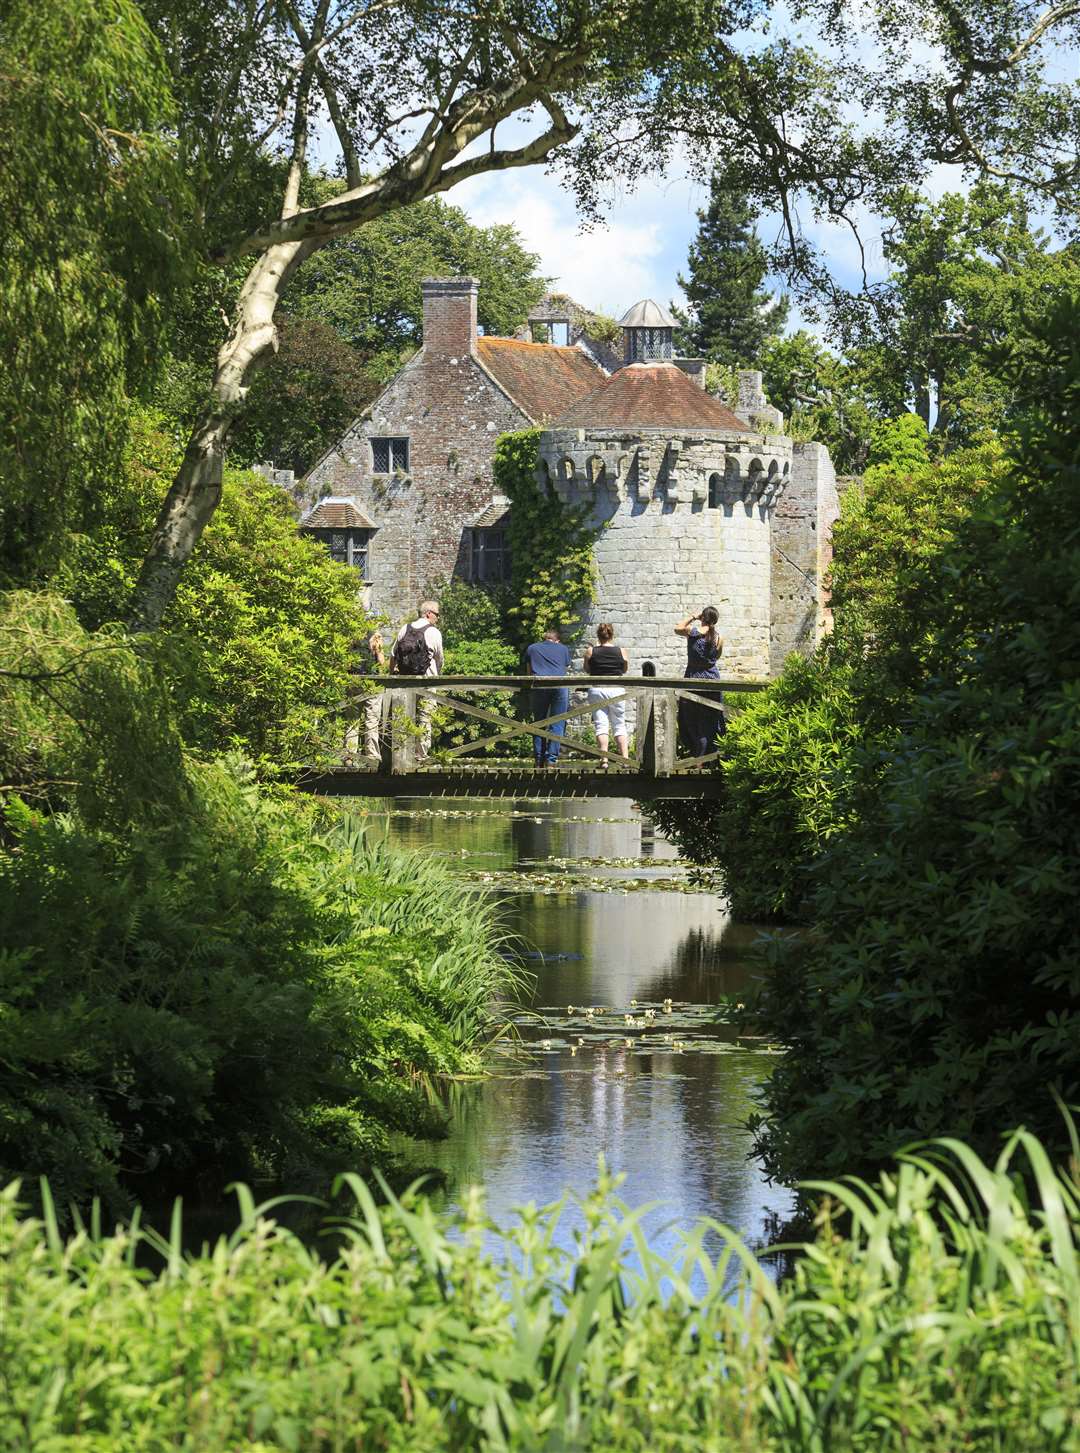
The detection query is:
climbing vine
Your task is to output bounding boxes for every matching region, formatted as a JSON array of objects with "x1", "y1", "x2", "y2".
[{"x1": 494, "y1": 429, "x2": 600, "y2": 648}]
